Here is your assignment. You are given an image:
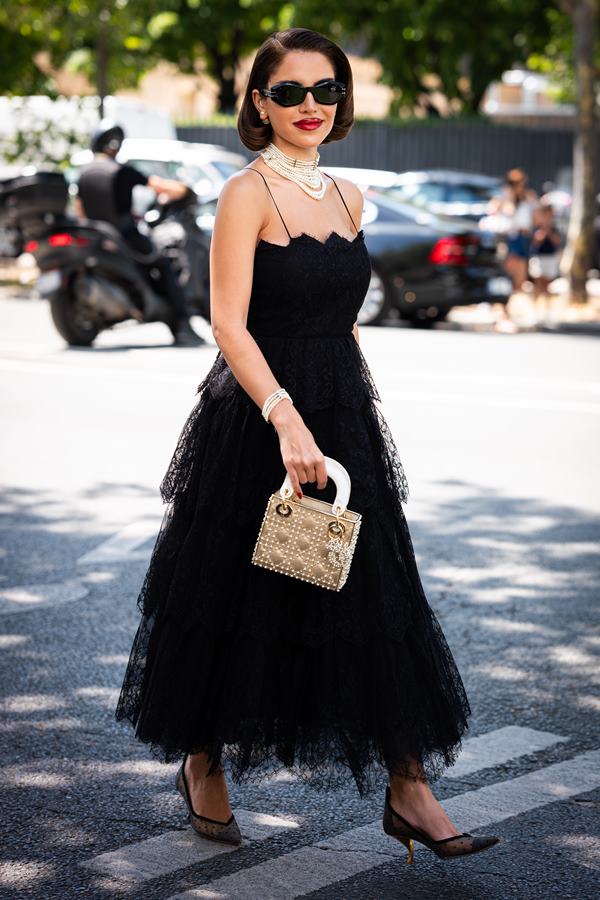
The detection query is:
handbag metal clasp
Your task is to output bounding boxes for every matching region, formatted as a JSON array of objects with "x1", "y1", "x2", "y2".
[{"x1": 328, "y1": 519, "x2": 346, "y2": 537}]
